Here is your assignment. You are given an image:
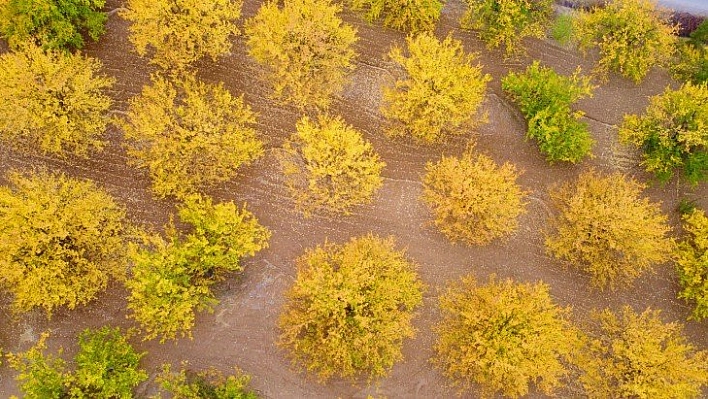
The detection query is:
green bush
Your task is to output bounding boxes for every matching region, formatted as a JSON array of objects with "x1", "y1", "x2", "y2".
[
  {"x1": 126, "y1": 195, "x2": 270, "y2": 342},
  {"x1": 672, "y1": 41, "x2": 708, "y2": 85},
  {"x1": 461, "y1": 0, "x2": 554, "y2": 56},
  {"x1": 382, "y1": 33, "x2": 490, "y2": 144},
  {"x1": 551, "y1": 13, "x2": 574, "y2": 45},
  {"x1": 154, "y1": 363, "x2": 258, "y2": 399},
  {"x1": 619, "y1": 82, "x2": 708, "y2": 184},
  {"x1": 433, "y1": 275, "x2": 580, "y2": 398},
  {"x1": 0, "y1": 171, "x2": 126, "y2": 315},
  {"x1": 502, "y1": 61, "x2": 595, "y2": 163},
  {"x1": 7, "y1": 328, "x2": 147, "y2": 399},
  {"x1": 676, "y1": 208, "x2": 708, "y2": 320},
  {"x1": 0, "y1": 0, "x2": 106, "y2": 50},
  {"x1": 278, "y1": 235, "x2": 424, "y2": 380},
  {"x1": 0, "y1": 44, "x2": 114, "y2": 158},
  {"x1": 348, "y1": 0, "x2": 444, "y2": 33}
]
